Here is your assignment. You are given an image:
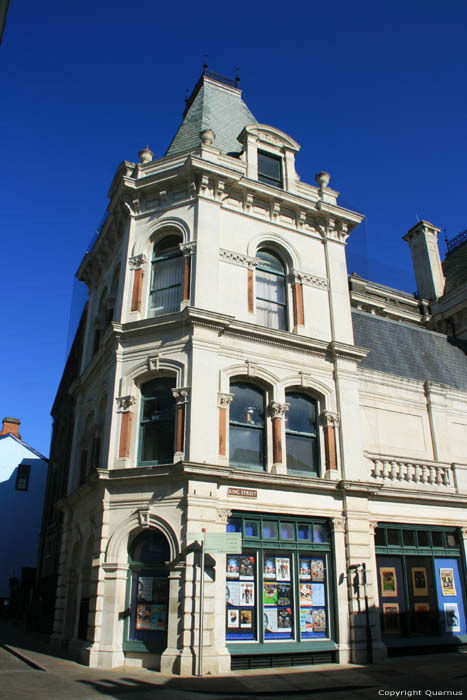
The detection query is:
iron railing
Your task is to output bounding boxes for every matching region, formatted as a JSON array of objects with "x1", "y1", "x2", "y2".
[{"x1": 446, "y1": 229, "x2": 467, "y2": 252}]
